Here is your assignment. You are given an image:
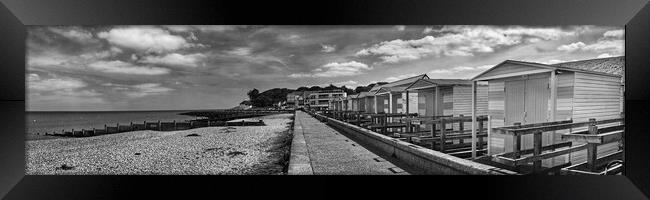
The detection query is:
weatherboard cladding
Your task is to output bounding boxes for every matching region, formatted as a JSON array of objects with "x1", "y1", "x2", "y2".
[{"x1": 481, "y1": 57, "x2": 623, "y2": 167}]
